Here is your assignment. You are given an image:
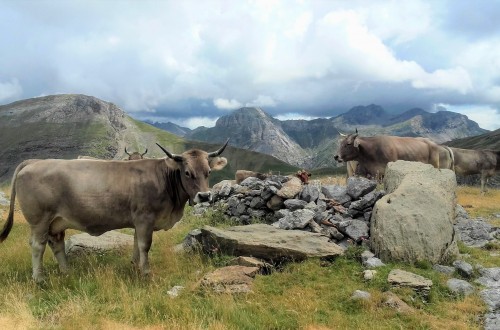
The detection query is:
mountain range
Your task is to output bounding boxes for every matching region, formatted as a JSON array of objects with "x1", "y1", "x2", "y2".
[
  {"x1": 152, "y1": 104, "x2": 487, "y2": 168},
  {"x1": 0, "y1": 94, "x2": 298, "y2": 185}
]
